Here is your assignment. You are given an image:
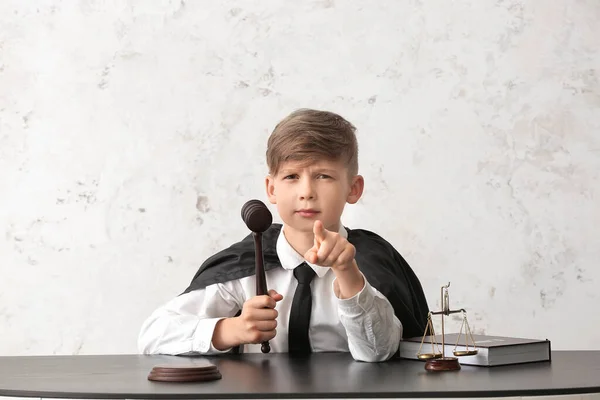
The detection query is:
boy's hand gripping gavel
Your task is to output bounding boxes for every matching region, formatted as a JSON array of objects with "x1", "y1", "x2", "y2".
[{"x1": 241, "y1": 199, "x2": 273, "y2": 354}]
